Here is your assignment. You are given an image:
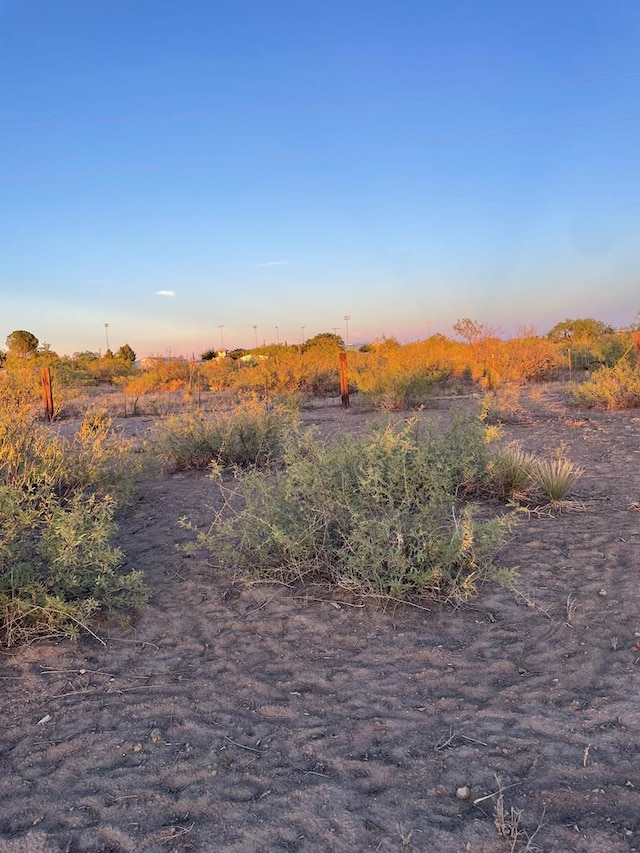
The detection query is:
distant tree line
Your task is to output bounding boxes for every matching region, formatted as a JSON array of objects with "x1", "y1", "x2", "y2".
[{"x1": 0, "y1": 329, "x2": 137, "y2": 379}]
